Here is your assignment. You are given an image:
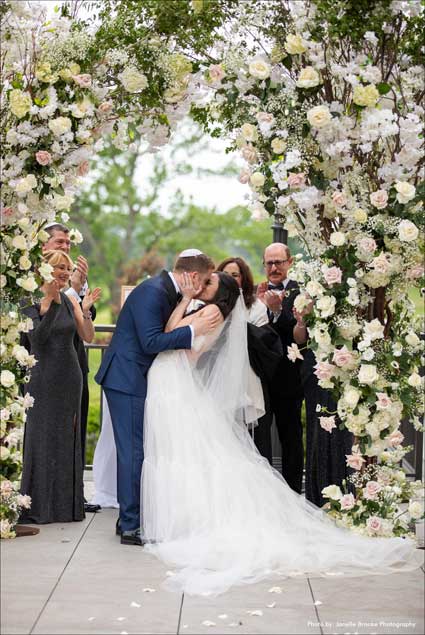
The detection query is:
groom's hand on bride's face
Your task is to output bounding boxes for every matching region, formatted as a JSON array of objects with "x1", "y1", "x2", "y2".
[{"x1": 193, "y1": 306, "x2": 222, "y2": 336}]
